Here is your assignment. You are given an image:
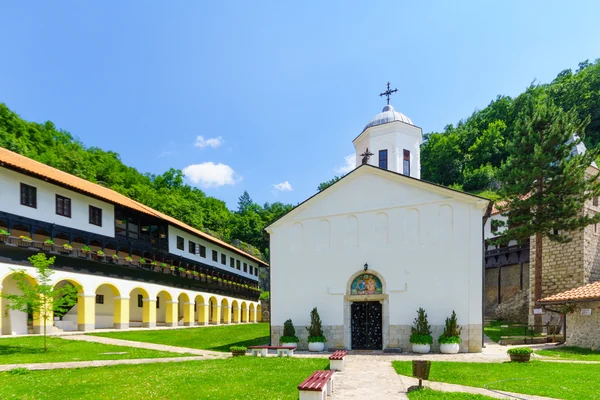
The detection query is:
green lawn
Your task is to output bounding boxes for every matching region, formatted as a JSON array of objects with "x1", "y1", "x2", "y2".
[
  {"x1": 484, "y1": 321, "x2": 532, "y2": 343},
  {"x1": 393, "y1": 361, "x2": 600, "y2": 400},
  {"x1": 90, "y1": 323, "x2": 270, "y2": 351},
  {"x1": 535, "y1": 346, "x2": 600, "y2": 361},
  {"x1": 0, "y1": 336, "x2": 186, "y2": 364},
  {"x1": 0, "y1": 357, "x2": 329, "y2": 400},
  {"x1": 408, "y1": 389, "x2": 496, "y2": 399}
]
